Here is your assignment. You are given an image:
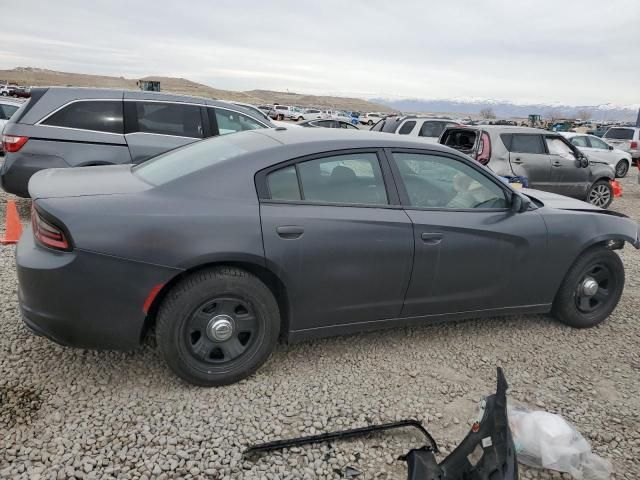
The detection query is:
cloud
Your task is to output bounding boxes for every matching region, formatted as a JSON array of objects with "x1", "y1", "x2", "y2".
[{"x1": 1, "y1": 0, "x2": 638, "y2": 105}]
